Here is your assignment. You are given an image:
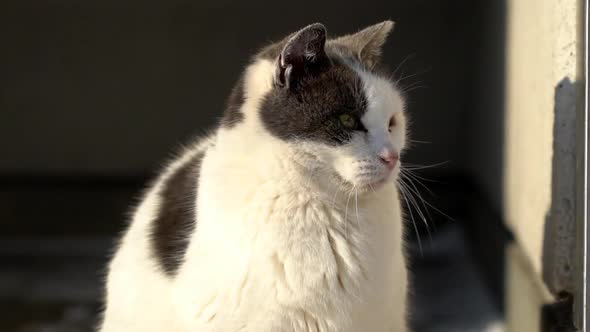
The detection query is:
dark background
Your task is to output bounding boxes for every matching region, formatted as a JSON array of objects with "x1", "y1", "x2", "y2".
[{"x1": 0, "y1": 1, "x2": 509, "y2": 331}]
